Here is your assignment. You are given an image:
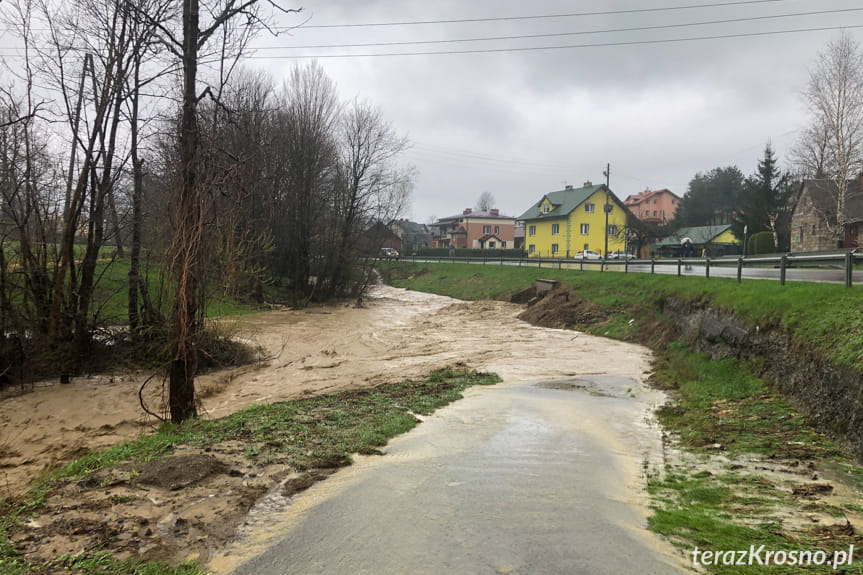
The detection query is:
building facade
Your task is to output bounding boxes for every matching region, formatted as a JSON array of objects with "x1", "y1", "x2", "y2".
[
  {"x1": 517, "y1": 184, "x2": 627, "y2": 258},
  {"x1": 623, "y1": 188, "x2": 681, "y2": 223},
  {"x1": 431, "y1": 208, "x2": 516, "y2": 249}
]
